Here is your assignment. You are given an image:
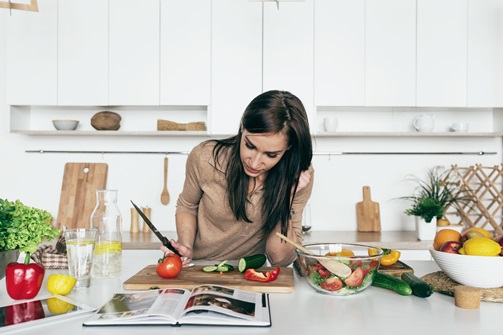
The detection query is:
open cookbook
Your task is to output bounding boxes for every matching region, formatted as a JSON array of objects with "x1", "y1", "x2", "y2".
[{"x1": 83, "y1": 284, "x2": 271, "y2": 327}]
